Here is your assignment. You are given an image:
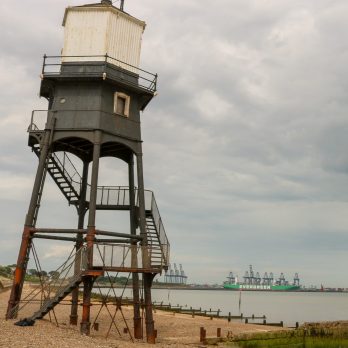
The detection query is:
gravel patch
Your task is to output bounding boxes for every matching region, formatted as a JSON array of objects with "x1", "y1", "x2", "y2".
[{"x1": 0, "y1": 286, "x2": 284, "y2": 347}]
